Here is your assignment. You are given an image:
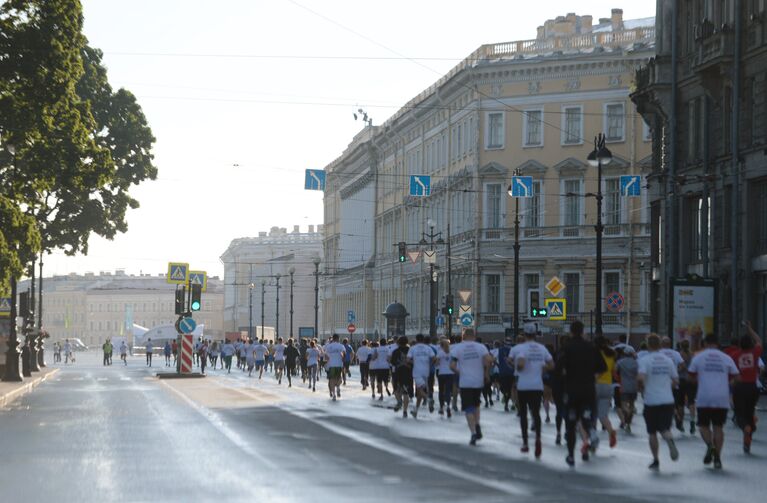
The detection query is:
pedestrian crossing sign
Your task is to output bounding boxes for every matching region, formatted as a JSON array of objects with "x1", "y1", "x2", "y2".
[
  {"x1": 167, "y1": 262, "x2": 189, "y2": 285},
  {"x1": 188, "y1": 270, "x2": 207, "y2": 292},
  {"x1": 544, "y1": 298, "x2": 567, "y2": 321},
  {"x1": 0, "y1": 297, "x2": 11, "y2": 318}
]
